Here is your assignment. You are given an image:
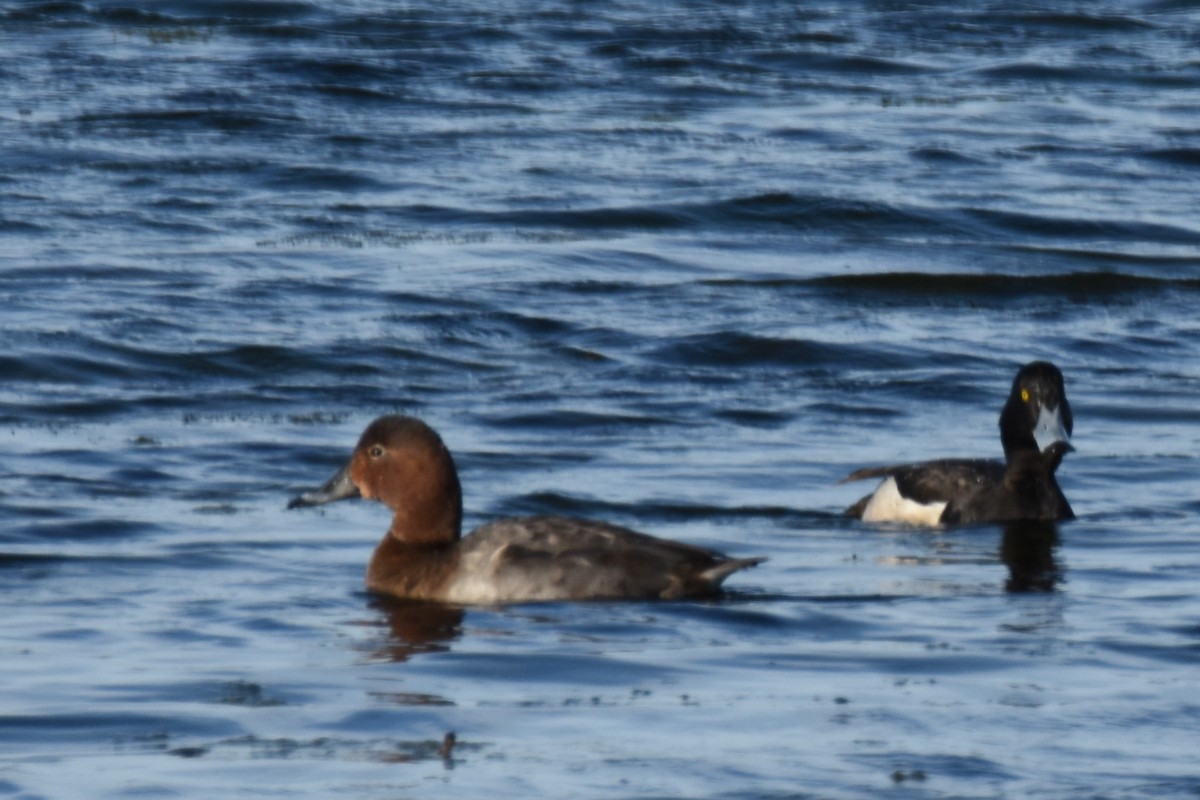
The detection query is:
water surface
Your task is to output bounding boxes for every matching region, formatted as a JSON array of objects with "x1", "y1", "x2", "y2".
[{"x1": 2, "y1": 1, "x2": 1199, "y2": 797}]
